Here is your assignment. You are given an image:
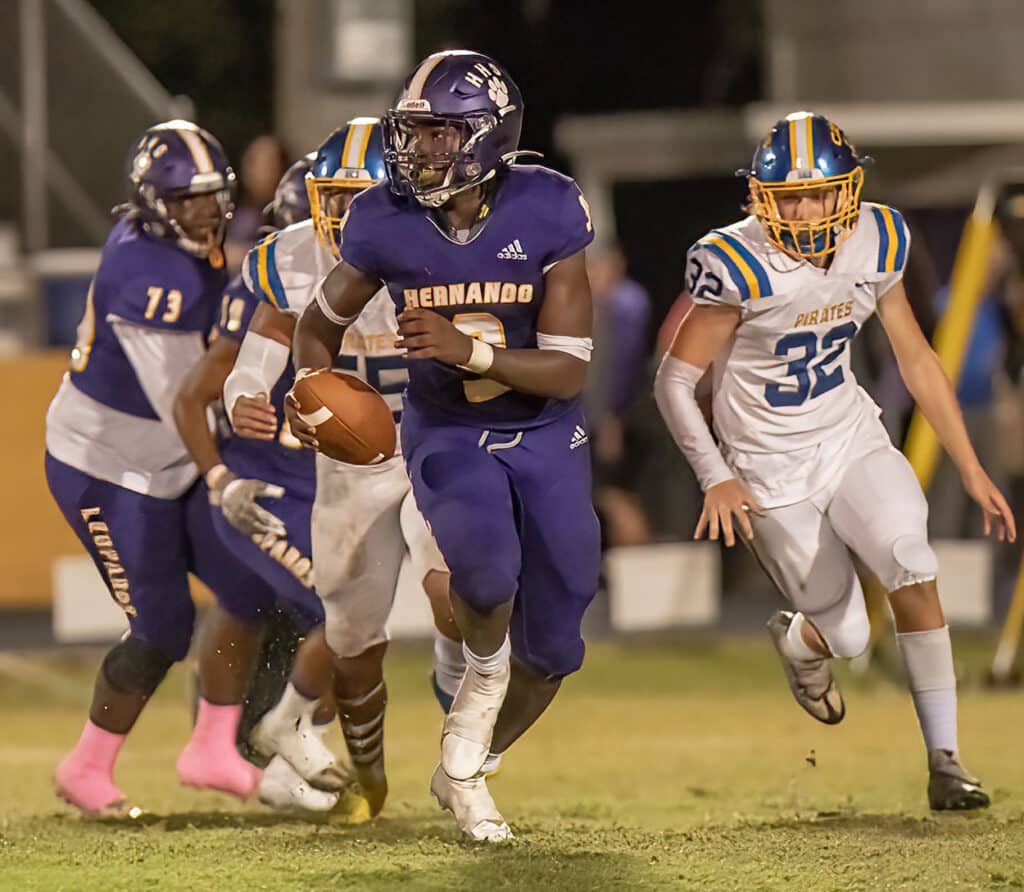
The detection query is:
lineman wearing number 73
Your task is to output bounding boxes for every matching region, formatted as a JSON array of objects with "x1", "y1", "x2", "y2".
[
  {"x1": 655, "y1": 111, "x2": 1016, "y2": 811},
  {"x1": 287, "y1": 50, "x2": 601, "y2": 842}
]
